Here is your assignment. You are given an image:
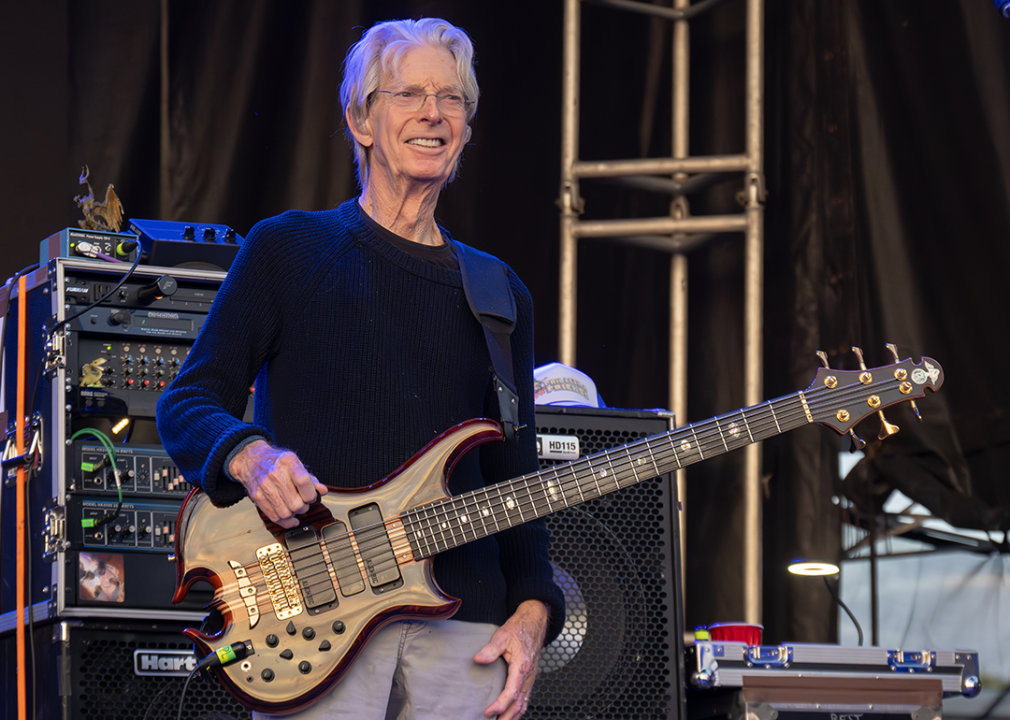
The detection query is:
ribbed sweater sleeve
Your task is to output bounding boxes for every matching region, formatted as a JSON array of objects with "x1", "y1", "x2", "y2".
[{"x1": 155, "y1": 210, "x2": 348, "y2": 505}]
